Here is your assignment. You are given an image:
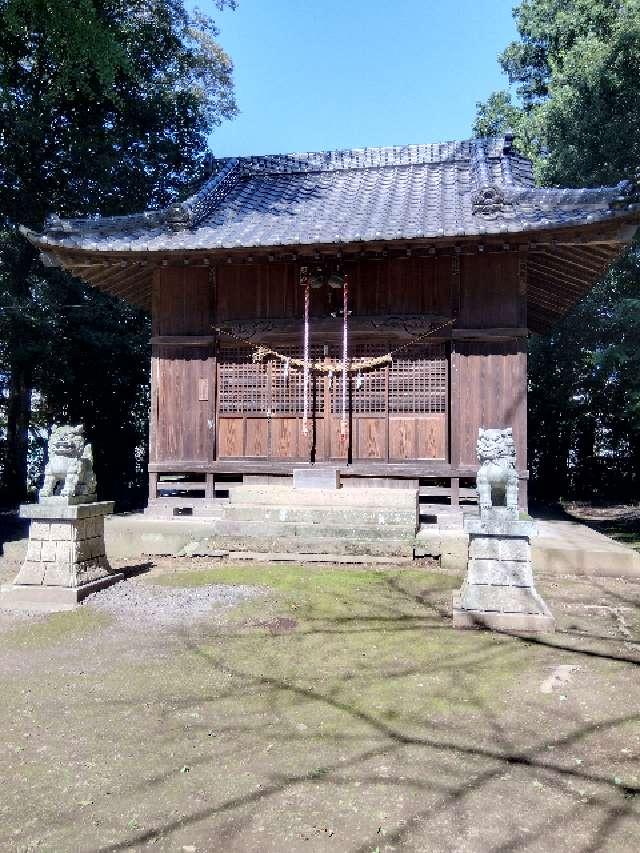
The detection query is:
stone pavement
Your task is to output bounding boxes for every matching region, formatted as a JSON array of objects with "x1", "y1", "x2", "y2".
[{"x1": 533, "y1": 518, "x2": 640, "y2": 577}]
